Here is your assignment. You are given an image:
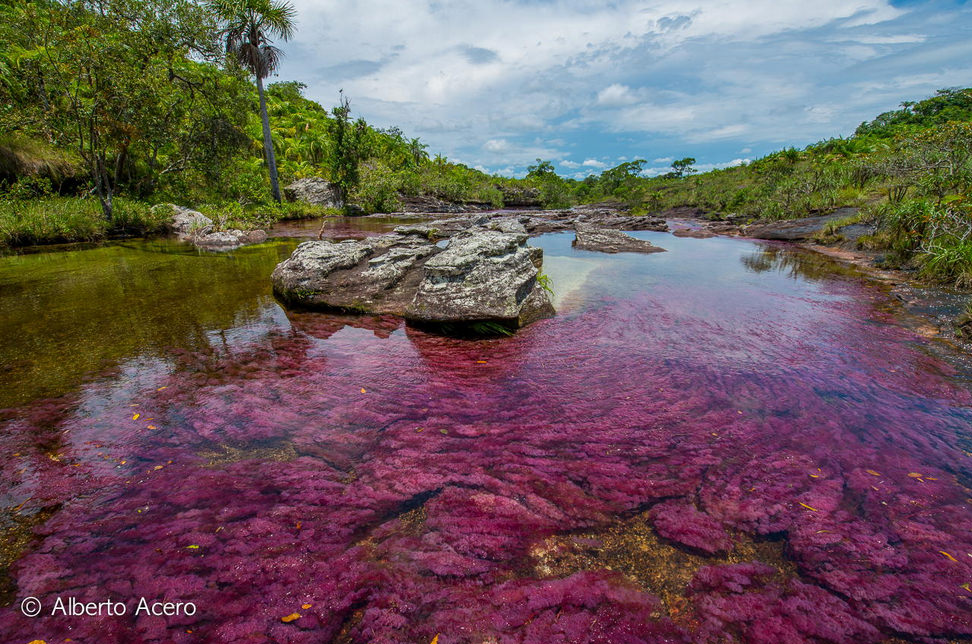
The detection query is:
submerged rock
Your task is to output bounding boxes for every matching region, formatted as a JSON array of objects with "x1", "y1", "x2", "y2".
[
  {"x1": 271, "y1": 227, "x2": 554, "y2": 332},
  {"x1": 573, "y1": 225, "x2": 667, "y2": 254}
]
